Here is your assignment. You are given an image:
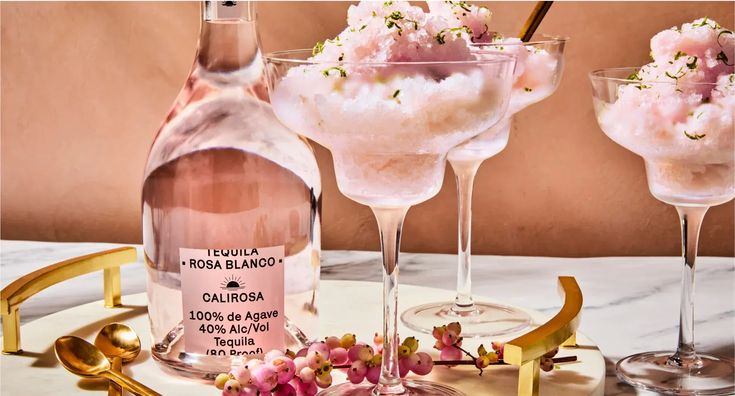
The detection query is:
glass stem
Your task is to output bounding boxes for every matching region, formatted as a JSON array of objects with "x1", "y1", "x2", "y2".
[
  {"x1": 449, "y1": 159, "x2": 482, "y2": 313},
  {"x1": 372, "y1": 206, "x2": 409, "y2": 395},
  {"x1": 667, "y1": 205, "x2": 708, "y2": 368}
]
